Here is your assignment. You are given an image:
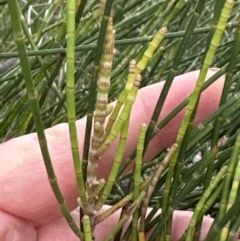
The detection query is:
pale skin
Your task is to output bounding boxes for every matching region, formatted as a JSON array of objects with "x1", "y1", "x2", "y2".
[{"x1": 0, "y1": 69, "x2": 226, "y2": 241}]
